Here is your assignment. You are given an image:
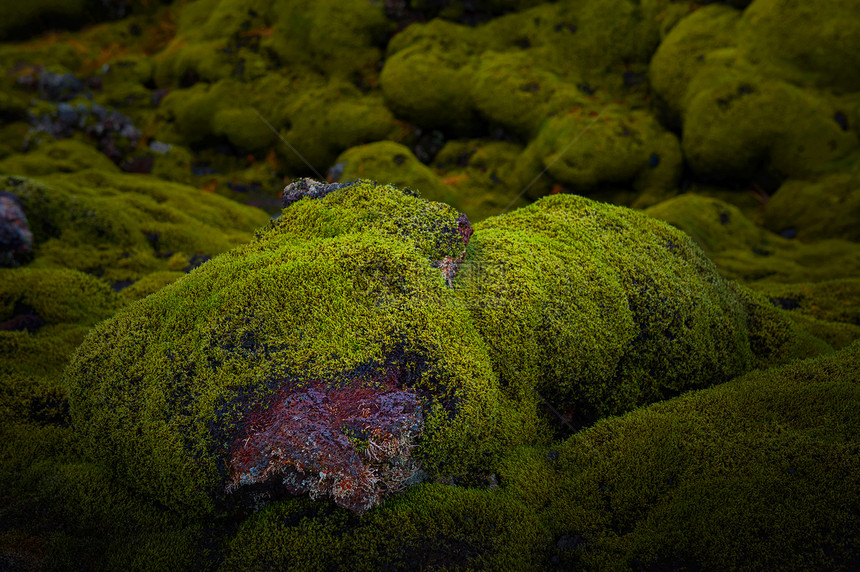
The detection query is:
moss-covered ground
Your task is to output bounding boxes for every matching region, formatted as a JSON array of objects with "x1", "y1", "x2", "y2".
[{"x1": 1, "y1": 0, "x2": 858, "y2": 569}]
